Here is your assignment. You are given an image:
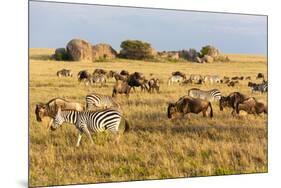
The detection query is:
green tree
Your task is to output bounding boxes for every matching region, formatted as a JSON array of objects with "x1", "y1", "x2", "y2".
[{"x1": 119, "y1": 40, "x2": 155, "y2": 60}]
